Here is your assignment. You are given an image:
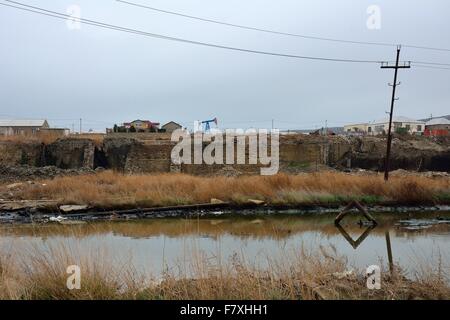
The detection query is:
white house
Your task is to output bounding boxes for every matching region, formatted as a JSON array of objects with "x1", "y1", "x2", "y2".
[
  {"x1": 343, "y1": 123, "x2": 369, "y2": 134},
  {"x1": 367, "y1": 116, "x2": 425, "y2": 135},
  {"x1": 344, "y1": 116, "x2": 426, "y2": 136},
  {"x1": 0, "y1": 119, "x2": 49, "y2": 136}
]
